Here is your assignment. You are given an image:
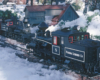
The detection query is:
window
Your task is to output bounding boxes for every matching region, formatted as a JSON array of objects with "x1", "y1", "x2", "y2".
[
  {"x1": 61, "y1": 37, "x2": 64, "y2": 44},
  {"x1": 73, "y1": 36, "x2": 77, "y2": 42},
  {"x1": 84, "y1": 34, "x2": 88, "y2": 39},
  {"x1": 81, "y1": 35, "x2": 84, "y2": 40},
  {"x1": 69, "y1": 34, "x2": 89, "y2": 43},
  {"x1": 69, "y1": 36, "x2": 73, "y2": 43},
  {"x1": 53, "y1": 36, "x2": 57, "y2": 45}
]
